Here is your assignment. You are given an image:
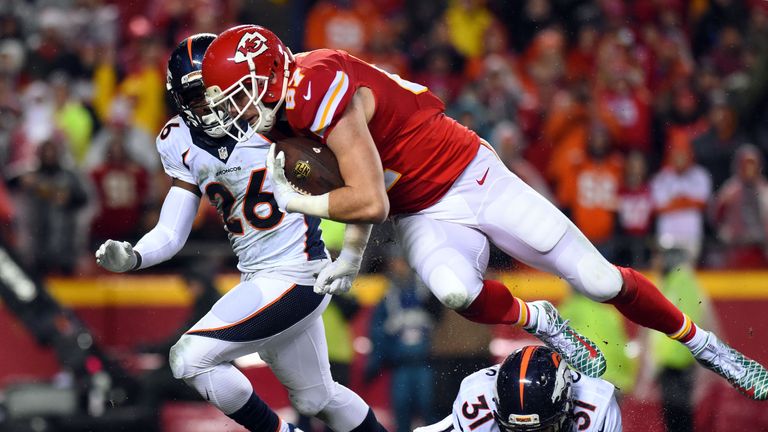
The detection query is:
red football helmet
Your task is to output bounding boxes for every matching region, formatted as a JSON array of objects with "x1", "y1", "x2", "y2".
[{"x1": 202, "y1": 25, "x2": 293, "y2": 140}]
